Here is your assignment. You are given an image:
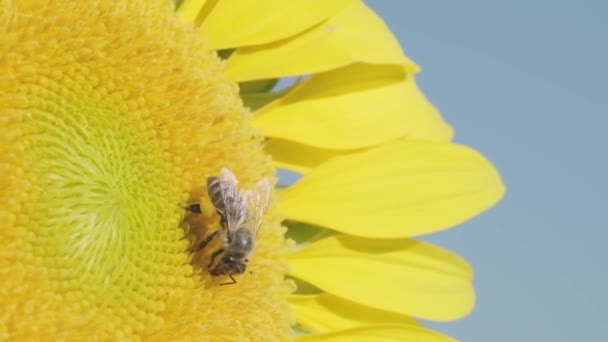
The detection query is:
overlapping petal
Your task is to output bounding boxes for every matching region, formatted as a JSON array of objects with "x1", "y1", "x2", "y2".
[
  {"x1": 179, "y1": 0, "x2": 356, "y2": 49},
  {"x1": 254, "y1": 65, "x2": 453, "y2": 150},
  {"x1": 288, "y1": 235, "x2": 474, "y2": 321},
  {"x1": 224, "y1": 1, "x2": 413, "y2": 81},
  {"x1": 280, "y1": 139, "x2": 505, "y2": 238},
  {"x1": 265, "y1": 139, "x2": 353, "y2": 174},
  {"x1": 290, "y1": 293, "x2": 417, "y2": 332},
  {"x1": 296, "y1": 325, "x2": 456, "y2": 342}
]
